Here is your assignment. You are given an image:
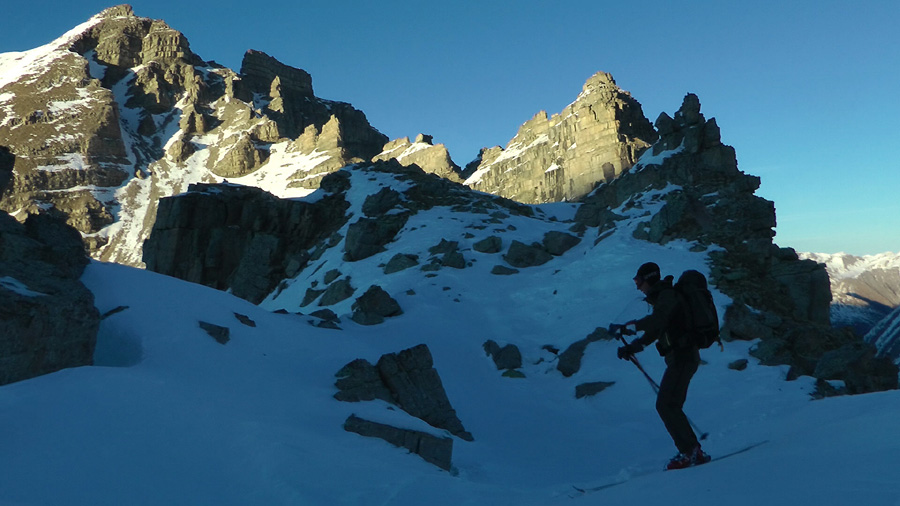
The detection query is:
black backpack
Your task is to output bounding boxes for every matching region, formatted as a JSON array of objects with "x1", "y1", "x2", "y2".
[{"x1": 673, "y1": 270, "x2": 721, "y2": 349}]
